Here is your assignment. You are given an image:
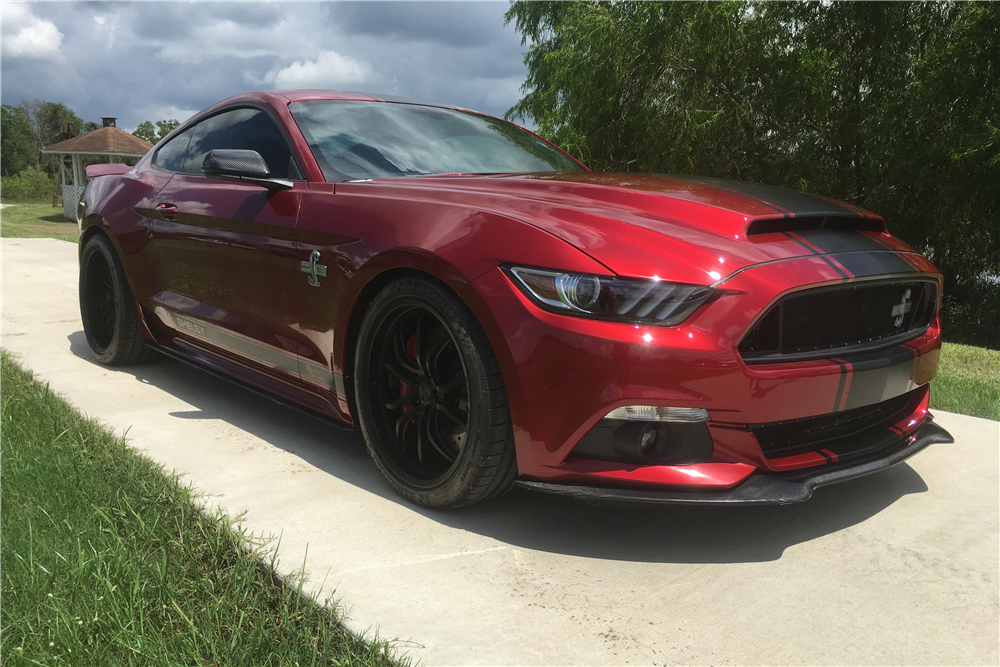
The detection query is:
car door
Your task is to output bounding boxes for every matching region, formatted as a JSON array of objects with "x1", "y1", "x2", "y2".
[{"x1": 143, "y1": 107, "x2": 312, "y2": 386}]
